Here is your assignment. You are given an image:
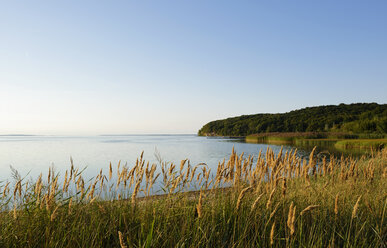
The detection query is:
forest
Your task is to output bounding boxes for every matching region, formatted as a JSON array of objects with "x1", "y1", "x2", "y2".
[{"x1": 198, "y1": 103, "x2": 387, "y2": 136}]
